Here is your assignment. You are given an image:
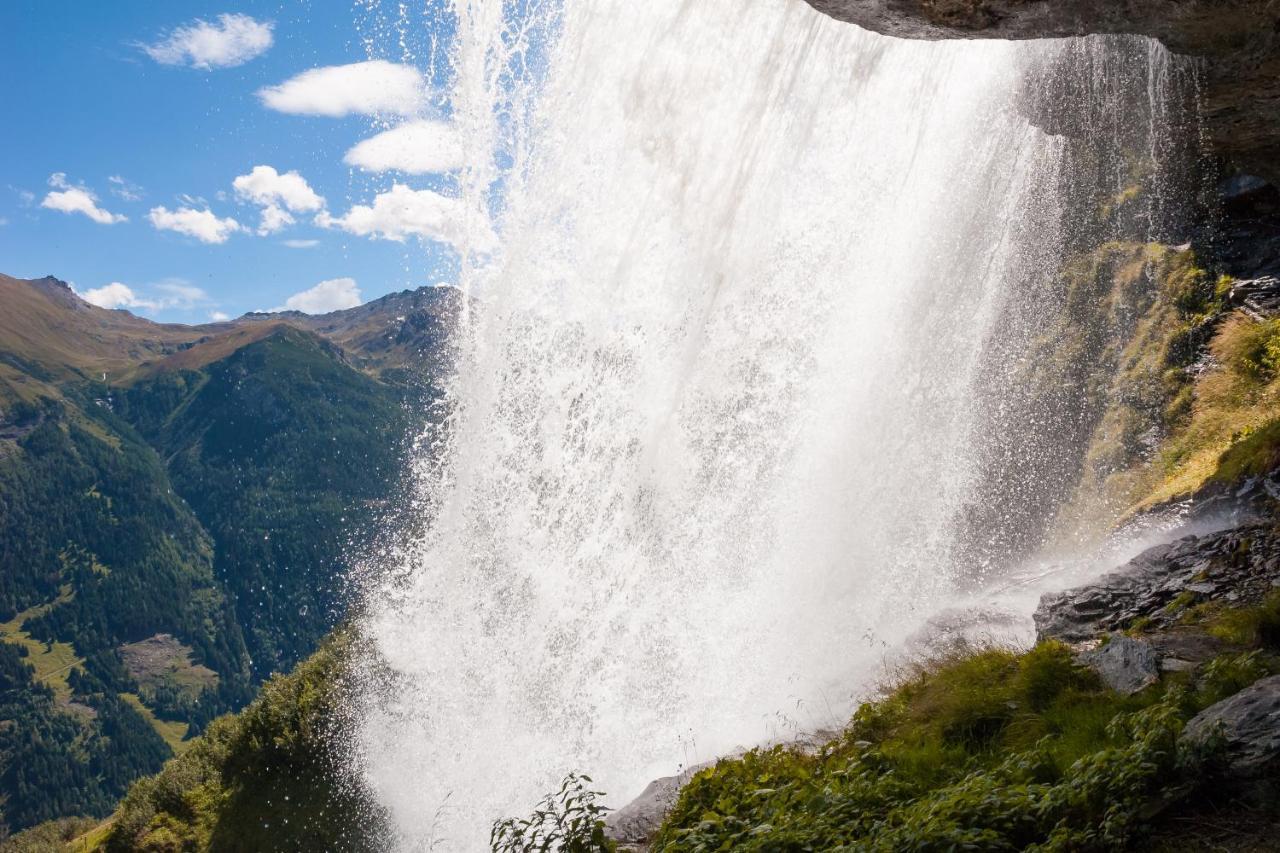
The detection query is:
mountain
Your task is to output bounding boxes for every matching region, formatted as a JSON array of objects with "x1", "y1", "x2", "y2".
[{"x1": 0, "y1": 275, "x2": 455, "y2": 836}]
